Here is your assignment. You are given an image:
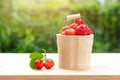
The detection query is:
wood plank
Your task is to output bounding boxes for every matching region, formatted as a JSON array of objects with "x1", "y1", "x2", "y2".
[
  {"x1": 0, "y1": 53, "x2": 120, "y2": 80},
  {"x1": 0, "y1": 75, "x2": 120, "y2": 80}
]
